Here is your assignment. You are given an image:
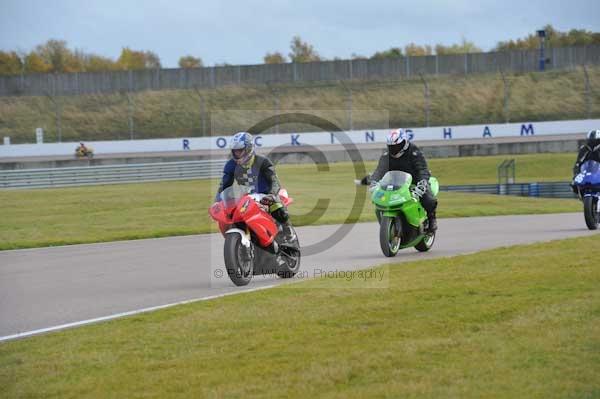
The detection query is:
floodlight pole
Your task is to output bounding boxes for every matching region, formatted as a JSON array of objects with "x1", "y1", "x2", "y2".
[
  {"x1": 419, "y1": 73, "x2": 430, "y2": 127},
  {"x1": 537, "y1": 29, "x2": 546, "y2": 71},
  {"x1": 339, "y1": 80, "x2": 353, "y2": 131},
  {"x1": 266, "y1": 82, "x2": 280, "y2": 134}
]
